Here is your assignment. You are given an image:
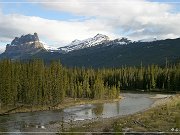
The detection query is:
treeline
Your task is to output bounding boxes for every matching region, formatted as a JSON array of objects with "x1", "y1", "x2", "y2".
[
  {"x1": 0, "y1": 59, "x2": 179, "y2": 107},
  {"x1": 0, "y1": 59, "x2": 119, "y2": 106}
]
